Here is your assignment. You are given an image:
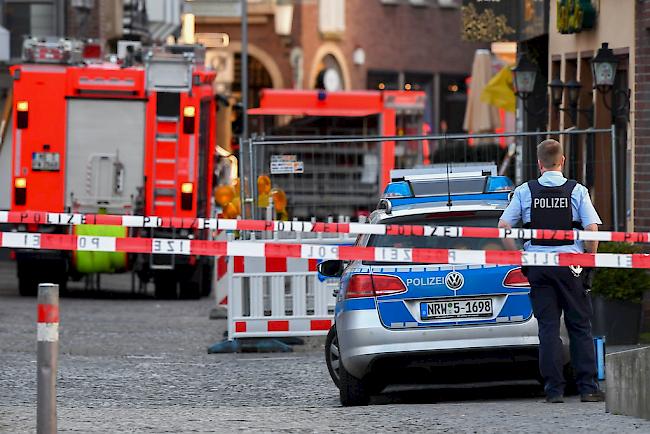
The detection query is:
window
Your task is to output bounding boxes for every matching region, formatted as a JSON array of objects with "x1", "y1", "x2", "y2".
[{"x1": 319, "y1": 0, "x2": 345, "y2": 35}]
